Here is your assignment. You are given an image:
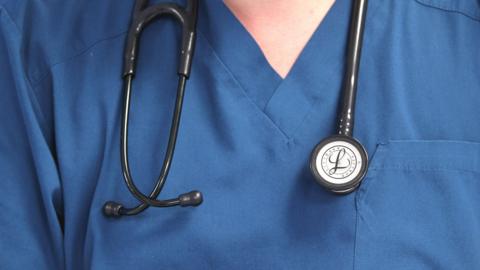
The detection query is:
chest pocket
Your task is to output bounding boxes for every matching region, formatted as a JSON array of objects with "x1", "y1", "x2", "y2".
[
  {"x1": 415, "y1": 0, "x2": 480, "y2": 21},
  {"x1": 354, "y1": 140, "x2": 480, "y2": 269}
]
